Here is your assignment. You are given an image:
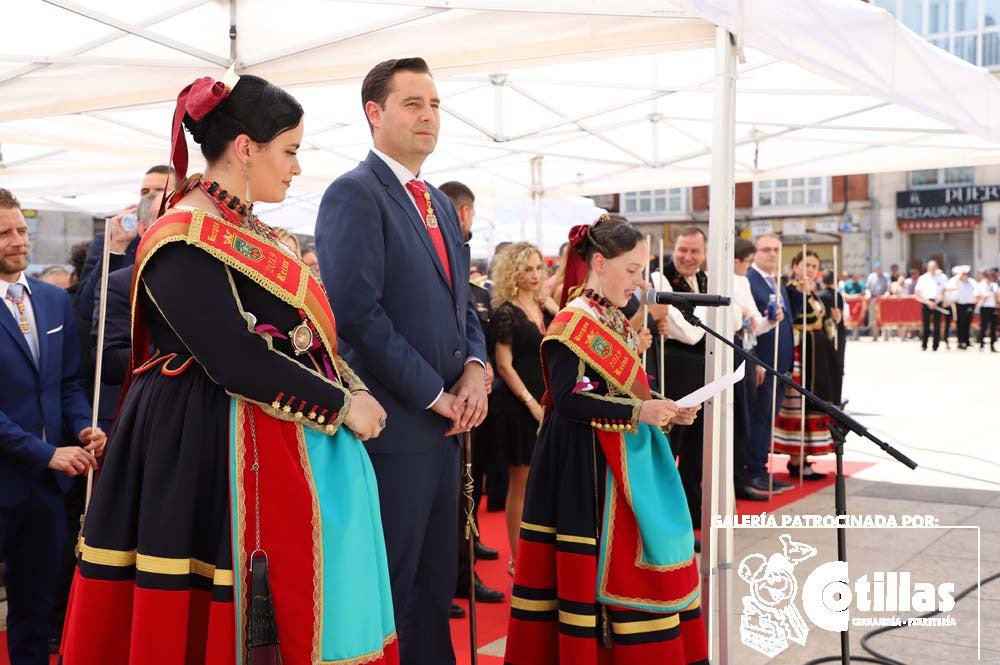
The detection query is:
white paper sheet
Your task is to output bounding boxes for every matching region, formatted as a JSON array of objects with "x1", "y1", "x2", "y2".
[{"x1": 675, "y1": 361, "x2": 746, "y2": 408}]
